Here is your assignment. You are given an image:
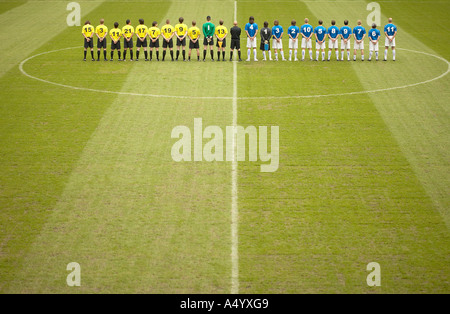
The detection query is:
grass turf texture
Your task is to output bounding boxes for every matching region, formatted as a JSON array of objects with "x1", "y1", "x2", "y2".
[{"x1": 0, "y1": 0, "x2": 448, "y2": 293}]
